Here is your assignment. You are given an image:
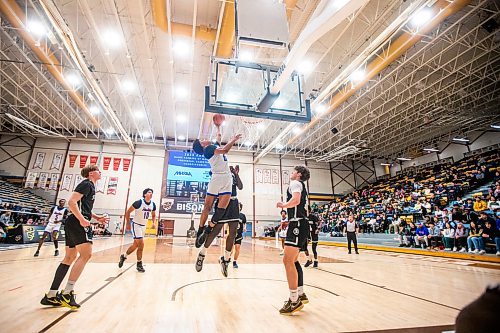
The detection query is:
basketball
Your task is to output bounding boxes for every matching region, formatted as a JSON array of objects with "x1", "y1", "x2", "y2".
[{"x1": 213, "y1": 114, "x2": 225, "y2": 127}]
